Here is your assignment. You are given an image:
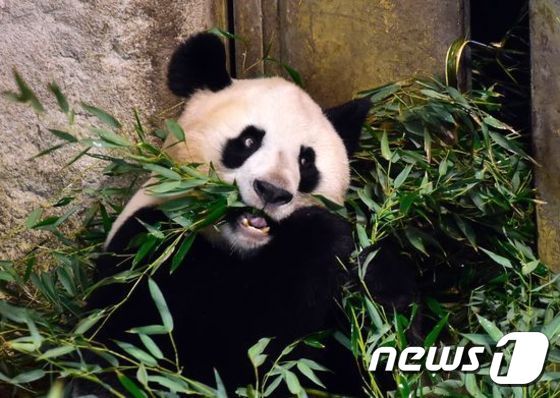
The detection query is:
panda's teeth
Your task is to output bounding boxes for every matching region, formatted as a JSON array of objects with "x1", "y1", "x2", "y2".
[
  {"x1": 241, "y1": 218, "x2": 250, "y2": 227},
  {"x1": 261, "y1": 227, "x2": 270, "y2": 234}
]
